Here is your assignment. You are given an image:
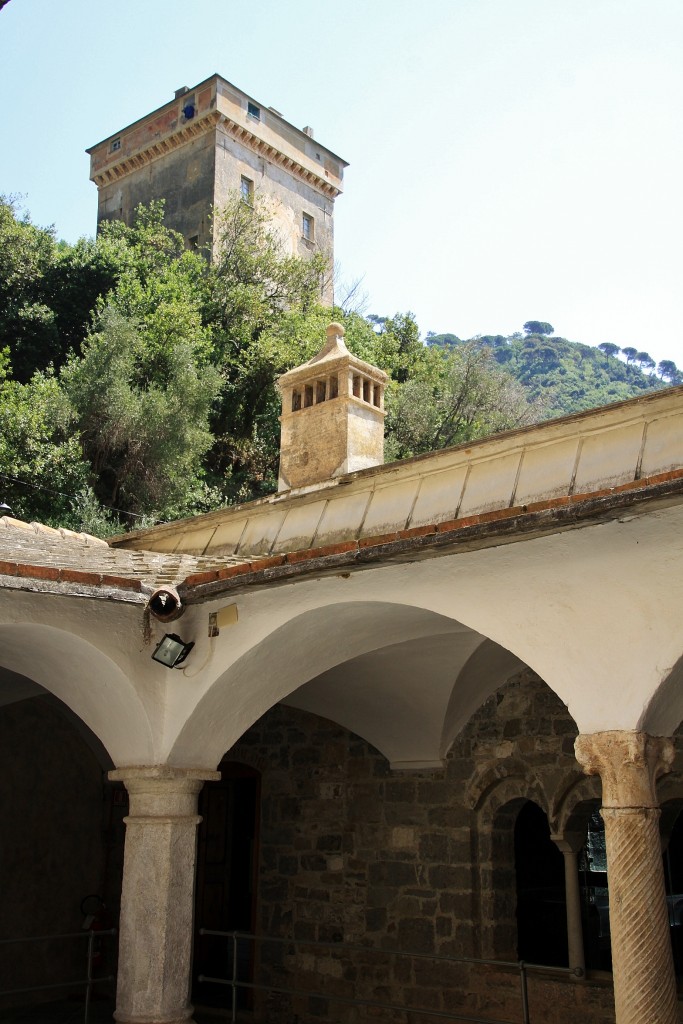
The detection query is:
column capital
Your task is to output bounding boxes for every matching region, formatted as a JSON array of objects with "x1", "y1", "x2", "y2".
[
  {"x1": 550, "y1": 831, "x2": 585, "y2": 856},
  {"x1": 575, "y1": 730, "x2": 673, "y2": 809},
  {"x1": 109, "y1": 765, "x2": 220, "y2": 819}
]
